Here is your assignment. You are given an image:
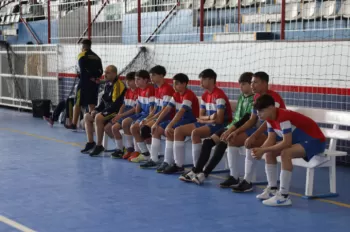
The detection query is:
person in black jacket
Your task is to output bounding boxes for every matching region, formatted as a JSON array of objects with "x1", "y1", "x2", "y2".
[
  {"x1": 81, "y1": 65, "x2": 126, "y2": 156},
  {"x1": 69, "y1": 39, "x2": 103, "y2": 130}
]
